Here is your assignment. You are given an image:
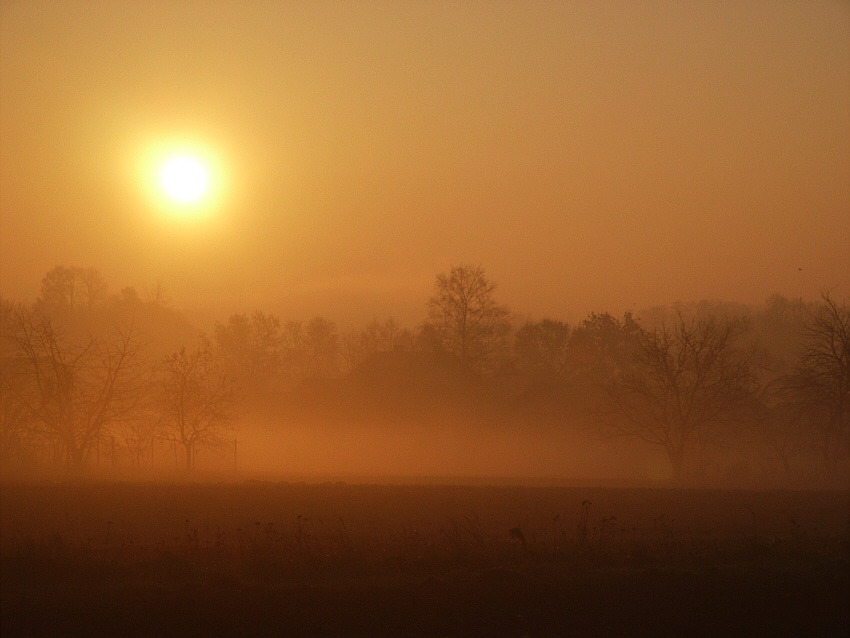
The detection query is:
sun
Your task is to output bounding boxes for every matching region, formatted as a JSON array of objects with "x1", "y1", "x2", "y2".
[
  {"x1": 136, "y1": 139, "x2": 226, "y2": 217},
  {"x1": 159, "y1": 156, "x2": 210, "y2": 203}
]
